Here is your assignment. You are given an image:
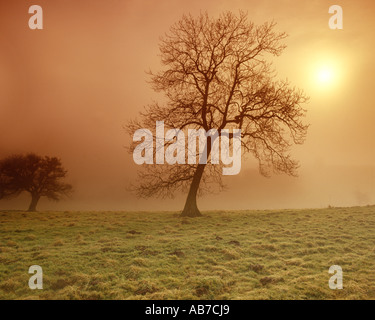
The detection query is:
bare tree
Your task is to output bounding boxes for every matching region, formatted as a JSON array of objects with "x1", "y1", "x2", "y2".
[
  {"x1": 0, "y1": 153, "x2": 72, "y2": 211},
  {"x1": 127, "y1": 11, "x2": 308, "y2": 217}
]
